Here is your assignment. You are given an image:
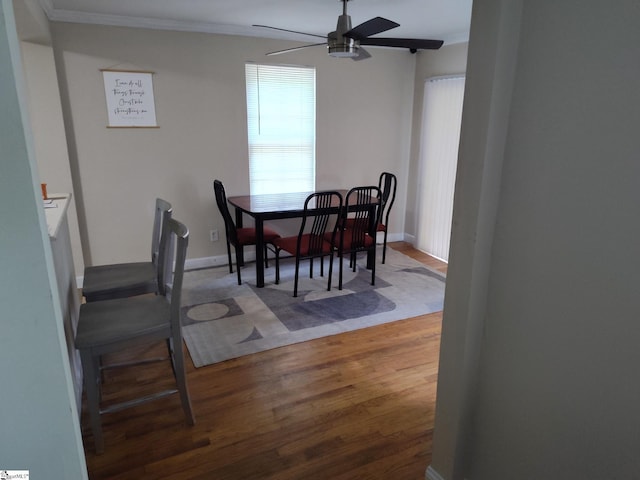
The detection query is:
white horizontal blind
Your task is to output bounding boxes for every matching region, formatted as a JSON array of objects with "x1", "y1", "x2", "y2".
[
  {"x1": 245, "y1": 63, "x2": 316, "y2": 195},
  {"x1": 416, "y1": 75, "x2": 465, "y2": 261}
]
